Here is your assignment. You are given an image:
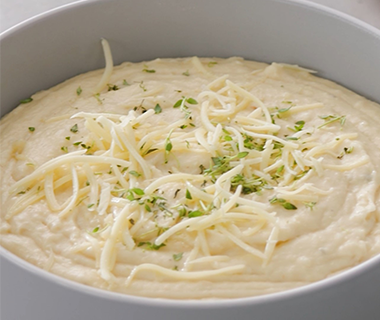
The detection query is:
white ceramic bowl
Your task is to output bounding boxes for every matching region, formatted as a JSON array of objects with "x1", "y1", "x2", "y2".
[{"x1": 1, "y1": 1, "x2": 380, "y2": 319}]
